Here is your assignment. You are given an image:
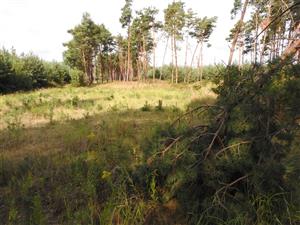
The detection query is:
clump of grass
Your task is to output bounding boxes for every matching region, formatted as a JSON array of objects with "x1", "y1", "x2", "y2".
[
  {"x1": 171, "y1": 105, "x2": 180, "y2": 113},
  {"x1": 105, "y1": 94, "x2": 114, "y2": 101},
  {"x1": 155, "y1": 100, "x2": 163, "y2": 111},
  {"x1": 141, "y1": 101, "x2": 151, "y2": 111},
  {"x1": 110, "y1": 104, "x2": 119, "y2": 112},
  {"x1": 5, "y1": 113, "x2": 24, "y2": 143},
  {"x1": 97, "y1": 104, "x2": 103, "y2": 111},
  {"x1": 71, "y1": 96, "x2": 80, "y2": 107}
]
